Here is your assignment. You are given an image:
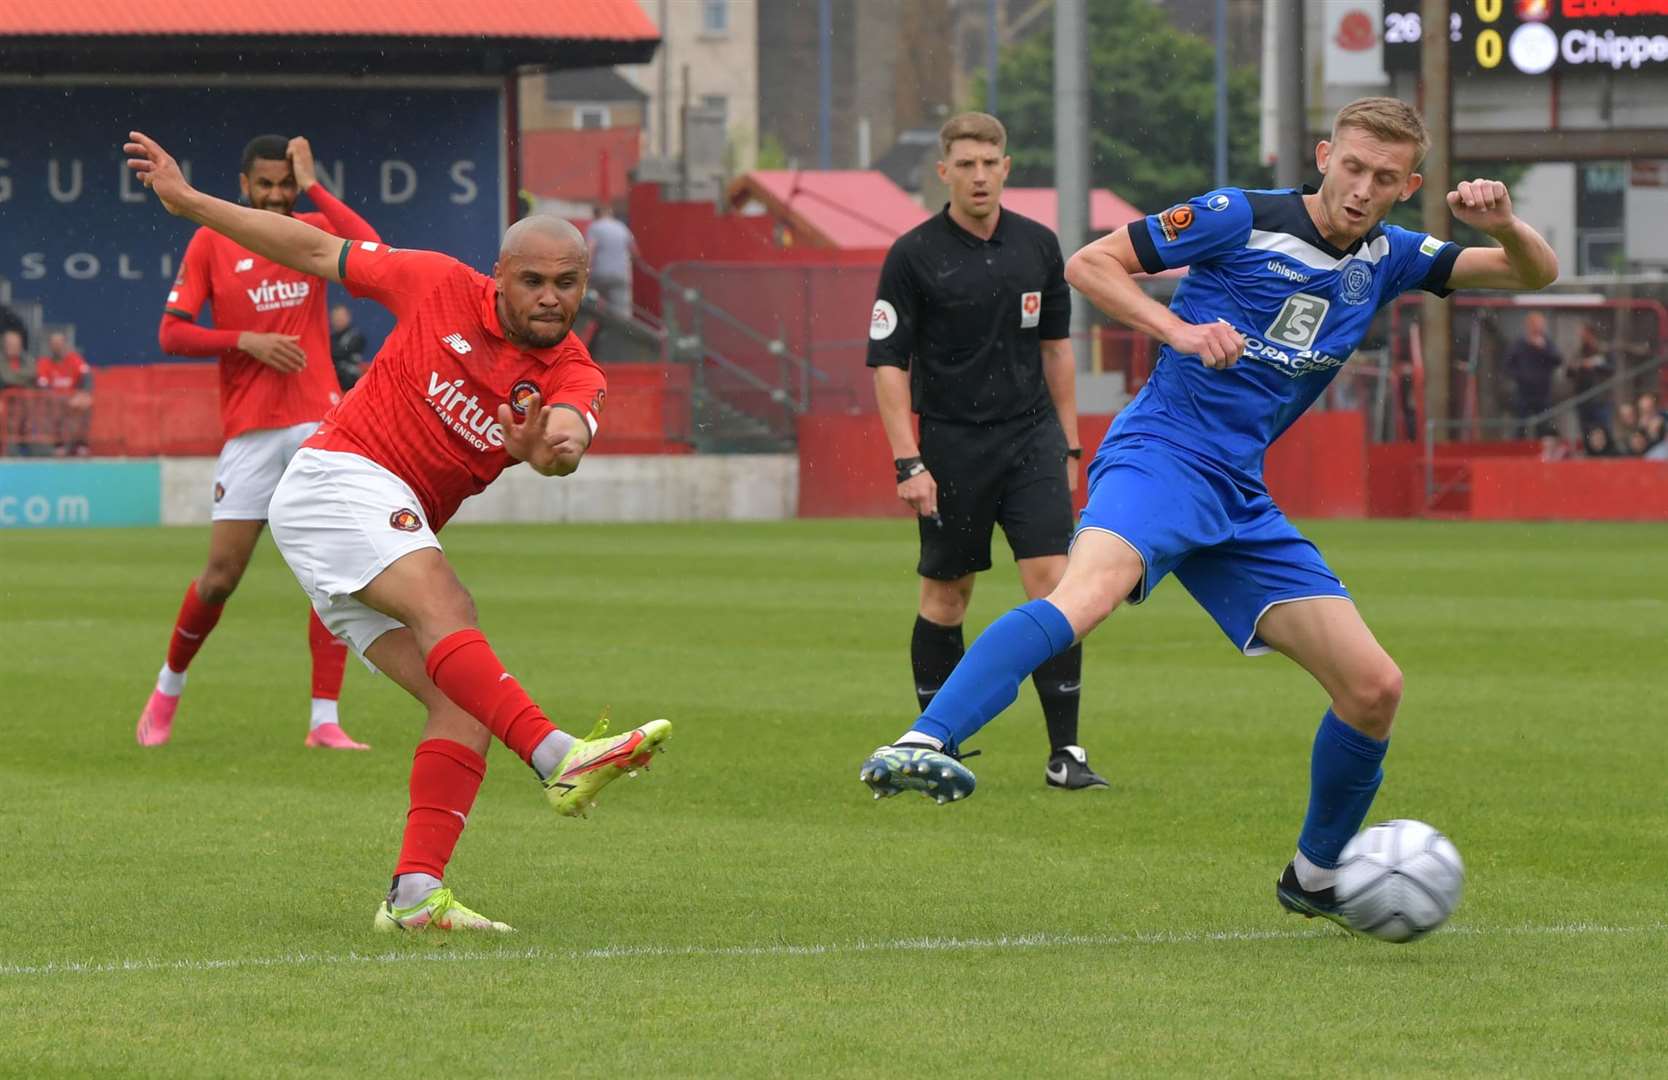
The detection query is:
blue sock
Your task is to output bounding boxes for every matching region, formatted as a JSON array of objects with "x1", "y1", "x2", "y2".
[
  {"x1": 1297, "y1": 709, "x2": 1389, "y2": 869},
  {"x1": 910, "y1": 600, "x2": 1075, "y2": 752}
]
